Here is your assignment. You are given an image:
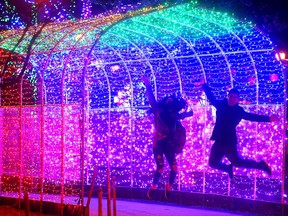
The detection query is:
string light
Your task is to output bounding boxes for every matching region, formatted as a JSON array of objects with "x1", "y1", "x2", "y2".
[
  {"x1": 1, "y1": 0, "x2": 77, "y2": 29},
  {"x1": 0, "y1": 2, "x2": 285, "y2": 205}
]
